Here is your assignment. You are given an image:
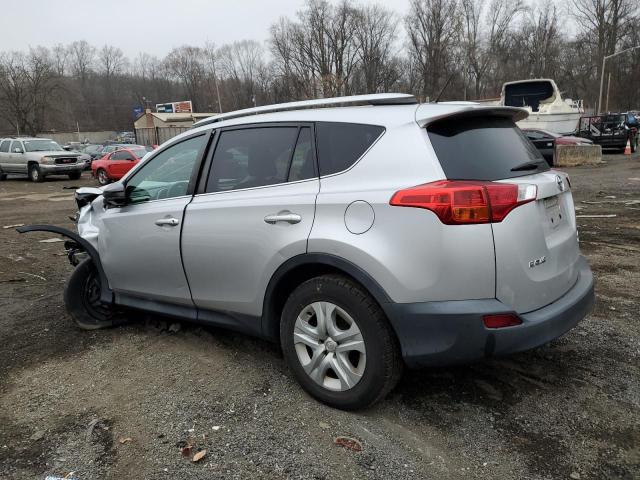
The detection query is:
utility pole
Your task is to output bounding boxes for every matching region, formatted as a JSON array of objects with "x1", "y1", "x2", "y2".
[
  {"x1": 598, "y1": 45, "x2": 640, "y2": 114},
  {"x1": 605, "y1": 73, "x2": 611, "y2": 113}
]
